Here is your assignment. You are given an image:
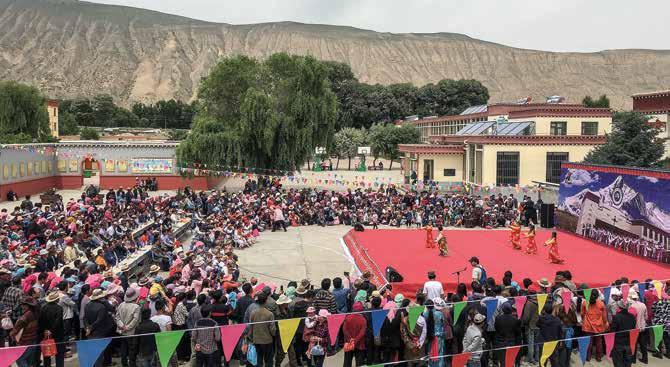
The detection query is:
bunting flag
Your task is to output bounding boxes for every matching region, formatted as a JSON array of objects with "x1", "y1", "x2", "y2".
[
  {"x1": 604, "y1": 333, "x2": 615, "y2": 358},
  {"x1": 484, "y1": 299, "x2": 497, "y2": 323},
  {"x1": 278, "y1": 318, "x2": 301, "y2": 353},
  {"x1": 408, "y1": 305, "x2": 424, "y2": 331},
  {"x1": 652, "y1": 325, "x2": 664, "y2": 350},
  {"x1": 654, "y1": 281, "x2": 663, "y2": 298},
  {"x1": 327, "y1": 314, "x2": 346, "y2": 346},
  {"x1": 452, "y1": 352, "x2": 471, "y2": 367},
  {"x1": 561, "y1": 291, "x2": 572, "y2": 313},
  {"x1": 537, "y1": 294, "x2": 548, "y2": 315},
  {"x1": 576, "y1": 336, "x2": 590, "y2": 365},
  {"x1": 77, "y1": 338, "x2": 112, "y2": 367},
  {"x1": 453, "y1": 302, "x2": 466, "y2": 325},
  {"x1": 505, "y1": 346, "x2": 521, "y2": 367},
  {"x1": 0, "y1": 346, "x2": 28, "y2": 367},
  {"x1": 629, "y1": 329, "x2": 640, "y2": 352},
  {"x1": 583, "y1": 288, "x2": 592, "y2": 304},
  {"x1": 514, "y1": 296, "x2": 526, "y2": 319},
  {"x1": 540, "y1": 341, "x2": 558, "y2": 367},
  {"x1": 638, "y1": 283, "x2": 646, "y2": 303},
  {"x1": 371, "y1": 309, "x2": 390, "y2": 337},
  {"x1": 155, "y1": 330, "x2": 185, "y2": 367},
  {"x1": 622, "y1": 284, "x2": 630, "y2": 302},
  {"x1": 220, "y1": 324, "x2": 247, "y2": 362},
  {"x1": 603, "y1": 287, "x2": 612, "y2": 305}
]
